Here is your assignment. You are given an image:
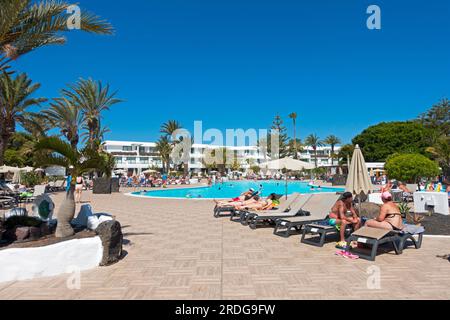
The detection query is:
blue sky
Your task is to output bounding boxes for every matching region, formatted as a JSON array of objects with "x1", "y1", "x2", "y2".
[{"x1": 12, "y1": 0, "x2": 450, "y2": 144}]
